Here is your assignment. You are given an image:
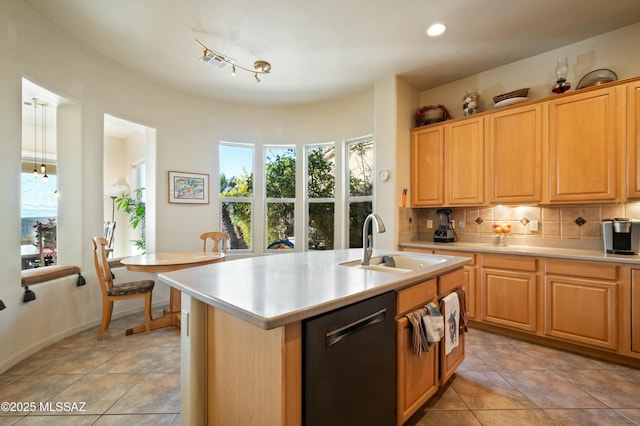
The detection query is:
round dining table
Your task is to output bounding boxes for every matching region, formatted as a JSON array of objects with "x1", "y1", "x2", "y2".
[{"x1": 120, "y1": 251, "x2": 226, "y2": 335}]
